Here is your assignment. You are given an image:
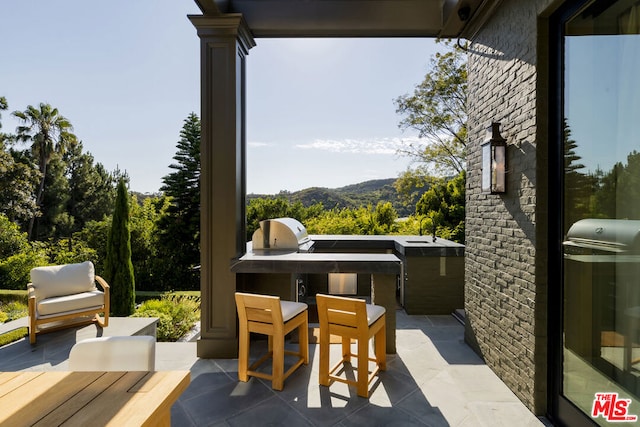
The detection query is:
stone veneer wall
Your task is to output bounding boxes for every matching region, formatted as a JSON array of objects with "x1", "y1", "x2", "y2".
[{"x1": 464, "y1": 0, "x2": 556, "y2": 414}]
